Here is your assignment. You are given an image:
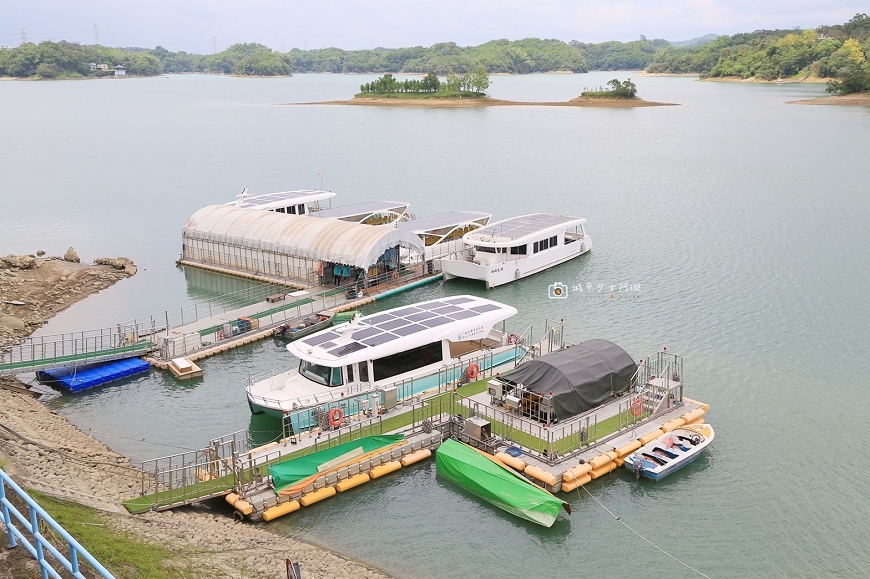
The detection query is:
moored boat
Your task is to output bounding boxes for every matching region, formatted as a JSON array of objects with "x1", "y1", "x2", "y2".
[
  {"x1": 246, "y1": 295, "x2": 522, "y2": 419},
  {"x1": 272, "y1": 311, "x2": 335, "y2": 339},
  {"x1": 623, "y1": 423, "x2": 714, "y2": 482},
  {"x1": 439, "y1": 213, "x2": 591, "y2": 289},
  {"x1": 436, "y1": 439, "x2": 569, "y2": 527}
]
